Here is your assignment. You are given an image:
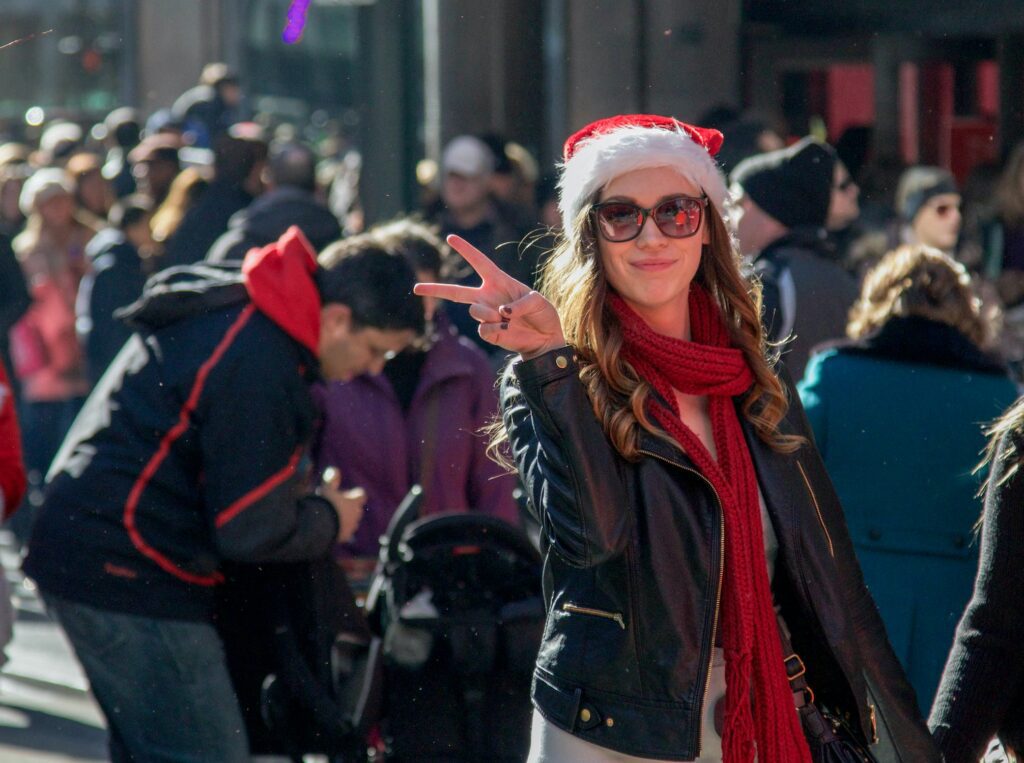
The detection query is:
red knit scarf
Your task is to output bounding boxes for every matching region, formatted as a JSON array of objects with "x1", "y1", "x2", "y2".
[{"x1": 609, "y1": 287, "x2": 810, "y2": 763}]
